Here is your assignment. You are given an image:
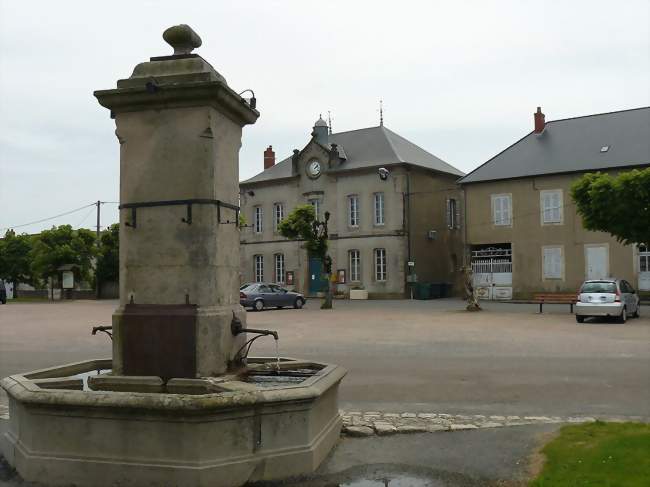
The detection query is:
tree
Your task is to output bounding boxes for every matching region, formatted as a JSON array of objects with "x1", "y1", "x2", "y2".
[
  {"x1": 278, "y1": 205, "x2": 333, "y2": 309},
  {"x1": 570, "y1": 168, "x2": 650, "y2": 245},
  {"x1": 30, "y1": 225, "x2": 97, "y2": 297},
  {"x1": 96, "y1": 223, "x2": 119, "y2": 285},
  {"x1": 0, "y1": 230, "x2": 34, "y2": 298}
]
